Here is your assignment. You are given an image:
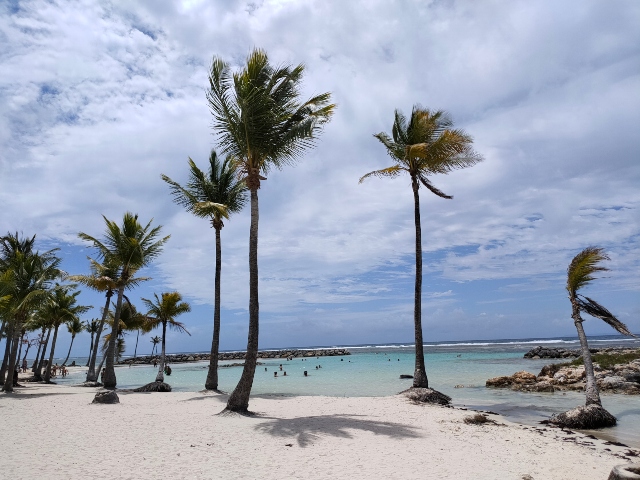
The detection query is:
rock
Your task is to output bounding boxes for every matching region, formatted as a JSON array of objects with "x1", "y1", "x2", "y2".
[
  {"x1": 608, "y1": 462, "x2": 640, "y2": 480},
  {"x1": 599, "y1": 376, "x2": 626, "y2": 390},
  {"x1": 92, "y1": 390, "x2": 119, "y2": 404},
  {"x1": 400, "y1": 375, "x2": 413, "y2": 379},
  {"x1": 550, "y1": 404, "x2": 616, "y2": 429},
  {"x1": 486, "y1": 376, "x2": 512, "y2": 388},
  {"x1": 519, "y1": 381, "x2": 554, "y2": 393},
  {"x1": 512, "y1": 371, "x2": 537, "y2": 384},
  {"x1": 402, "y1": 387, "x2": 451, "y2": 406},
  {"x1": 187, "y1": 356, "x2": 194, "y2": 361},
  {"x1": 80, "y1": 381, "x2": 103, "y2": 387},
  {"x1": 134, "y1": 382, "x2": 172, "y2": 392}
]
